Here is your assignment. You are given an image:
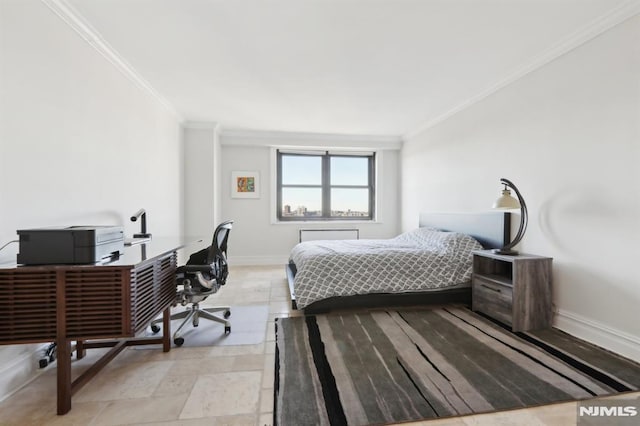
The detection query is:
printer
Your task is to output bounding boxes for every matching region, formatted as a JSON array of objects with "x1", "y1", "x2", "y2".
[{"x1": 17, "y1": 226, "x2": 125, "y2": 265}]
